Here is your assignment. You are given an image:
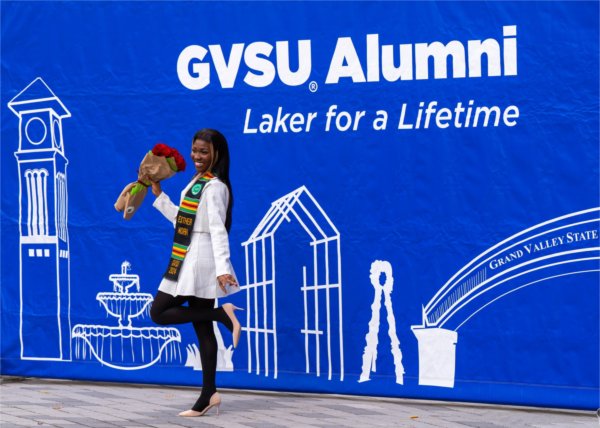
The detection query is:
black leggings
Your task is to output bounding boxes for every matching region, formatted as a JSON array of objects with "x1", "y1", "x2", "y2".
[{"x1": 150, "y1": 291, "x2": 233, "y2": 406}]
